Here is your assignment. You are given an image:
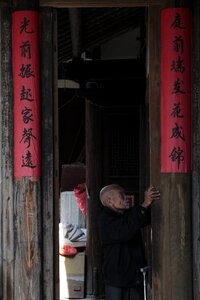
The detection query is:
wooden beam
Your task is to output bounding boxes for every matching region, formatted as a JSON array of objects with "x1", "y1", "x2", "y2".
[
  {"x1": 13, "y1": 0, "x2": 39, "y2": 9},
  {"x1": 1, "y1": 0, "x2": 167, "y2": 8},
  {"x1": 40, "y1": 0, "x2": 166, "y2": 8},
  {"x1": 0, "y1": 1, "x2": 11, "y2": 7}
]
